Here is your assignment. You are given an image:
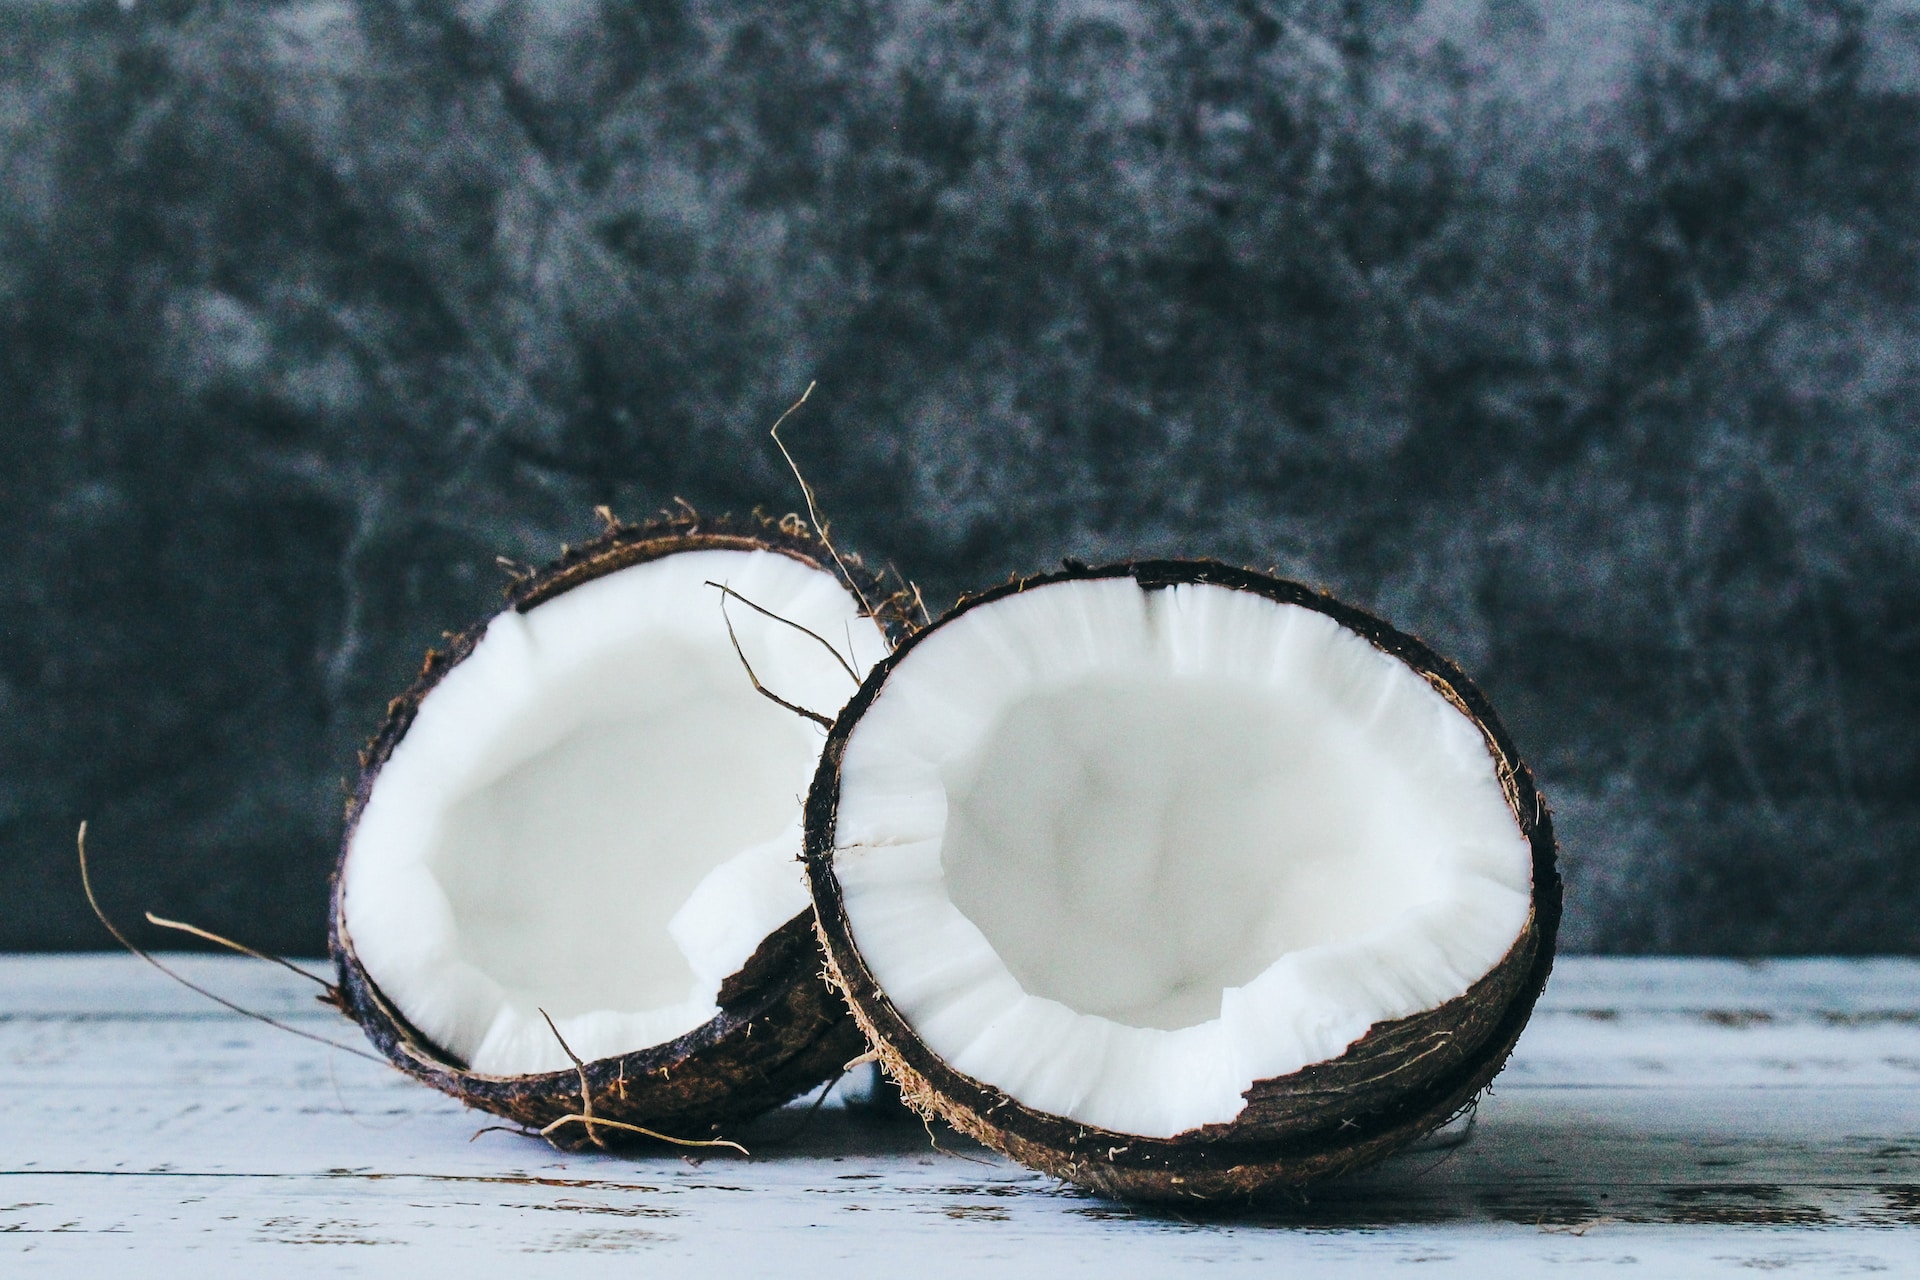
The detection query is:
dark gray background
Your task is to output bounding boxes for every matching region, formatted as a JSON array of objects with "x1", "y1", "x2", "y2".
[{"x1": 3, "y1": 0, "x2": 1917, "y2": 956}]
